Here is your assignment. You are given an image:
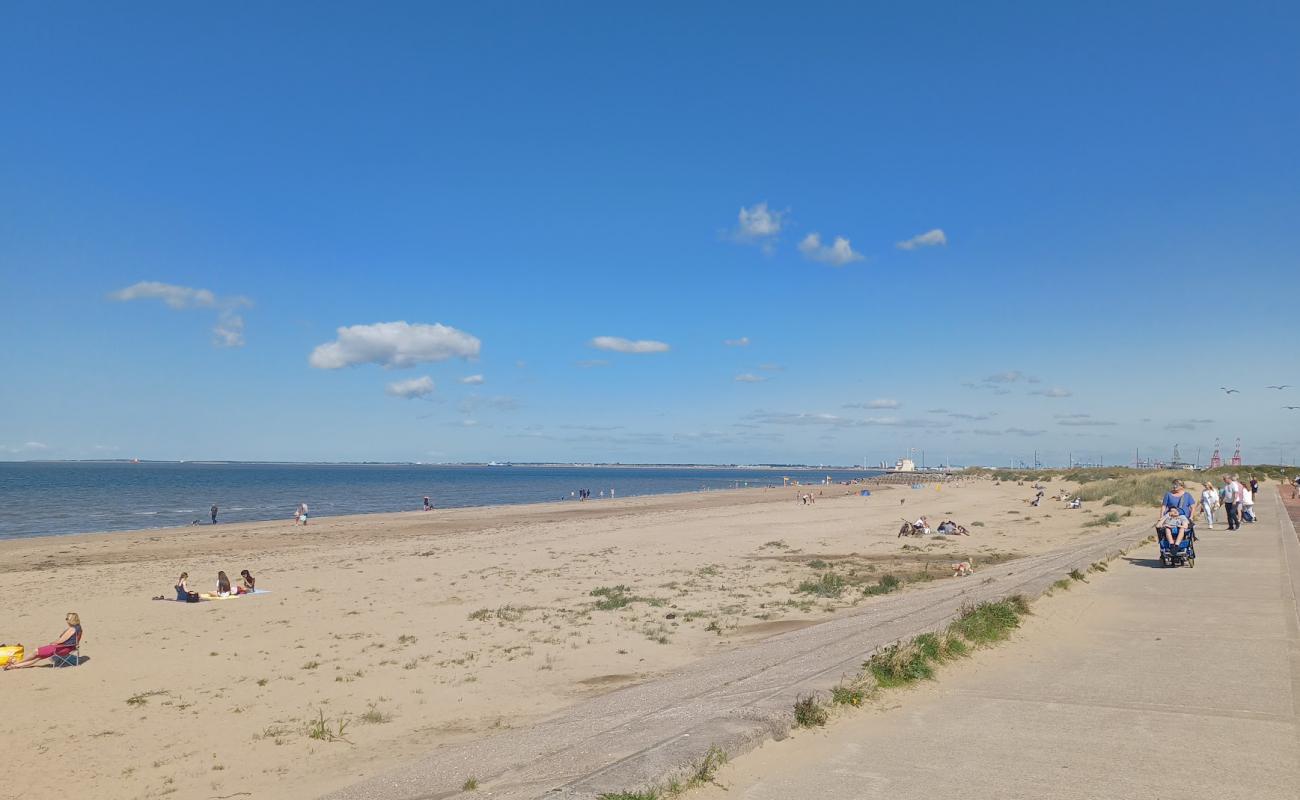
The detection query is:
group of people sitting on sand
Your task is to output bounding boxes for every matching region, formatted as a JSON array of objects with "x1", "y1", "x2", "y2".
[
  {"x1": 152, "y1": 569, "x2": 256, "y2": 602},
  {"x1": 3, "y1": 612, "x2": 83, "y2": 671},
  {"x1": 899, "y1": 515, "x2": 969, "y2": 536}
]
